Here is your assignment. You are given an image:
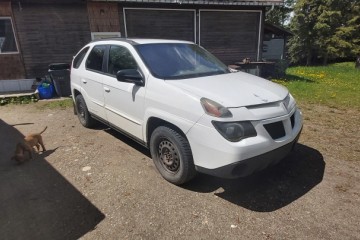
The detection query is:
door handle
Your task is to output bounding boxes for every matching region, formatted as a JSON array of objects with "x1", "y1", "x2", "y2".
[
  {"x1": 81, "y1": 79, "x2": 87, "y2": 84},
  {"x1": 104, "y1": 87, "x2": 110, "y2": 93}
]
